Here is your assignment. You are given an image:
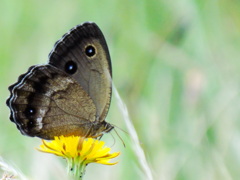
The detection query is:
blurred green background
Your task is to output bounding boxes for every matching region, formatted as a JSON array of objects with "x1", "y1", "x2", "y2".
[{"x1": 1, "y1": 0, "x2": 240, "y2": 179}]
